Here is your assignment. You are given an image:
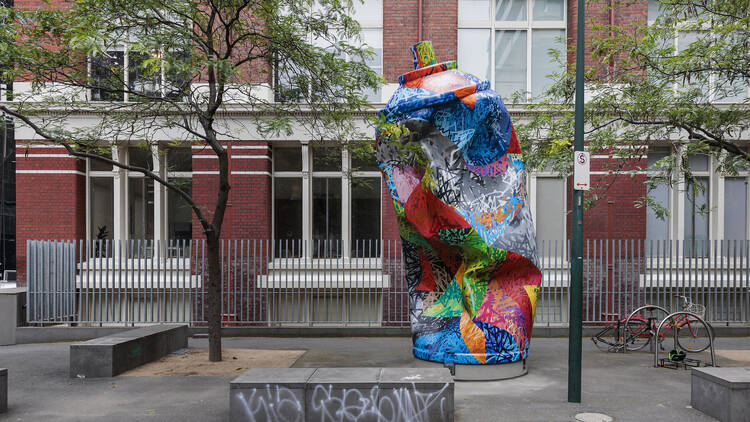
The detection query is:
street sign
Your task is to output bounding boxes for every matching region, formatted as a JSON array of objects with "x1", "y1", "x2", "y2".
[{"x1": 573, "y1": 151, "x2": 590, "y2": 191}]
